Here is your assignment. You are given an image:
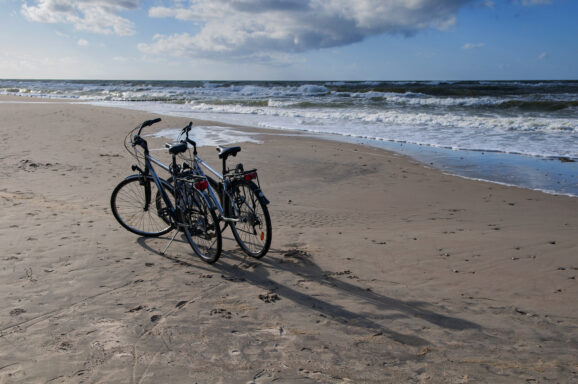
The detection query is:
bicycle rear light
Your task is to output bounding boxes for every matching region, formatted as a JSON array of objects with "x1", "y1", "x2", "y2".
[
  {"x1": 195, "y1": 180, "x2": 209, "y2": 190},
  {"x1": 244, "y1": 172, "x2": 257, "y2": 181}
]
